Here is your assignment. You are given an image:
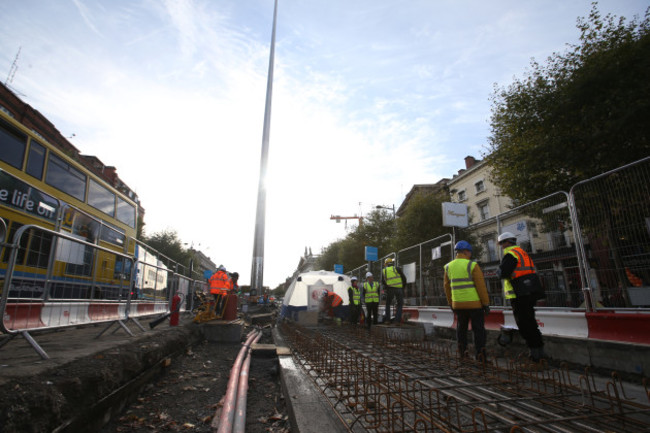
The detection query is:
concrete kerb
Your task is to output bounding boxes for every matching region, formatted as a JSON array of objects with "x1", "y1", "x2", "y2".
[
  {"x1": 429, "y1": 324, "x2": 649, "y2": 380},
  {"x1": 272, "y1": 327, "x2": 348, "y2": 433}
]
